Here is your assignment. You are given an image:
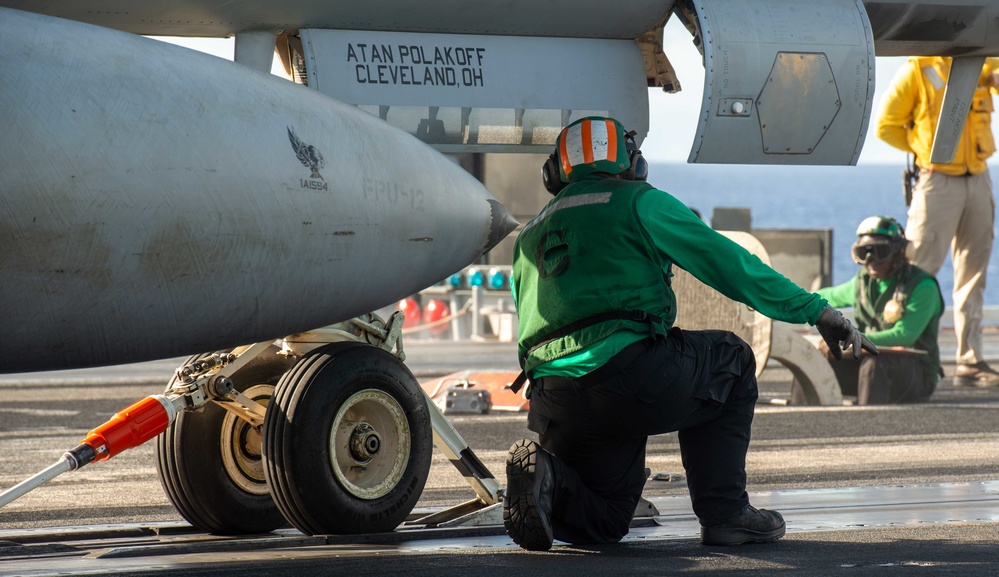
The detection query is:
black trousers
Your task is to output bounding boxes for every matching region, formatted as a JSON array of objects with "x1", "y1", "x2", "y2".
[
  {"x1": 527, "y1": 328, "x2": 759, "y2": 544},
  {"x1": 791, "y1": 350, "x2": 934, "y2": 405}
]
